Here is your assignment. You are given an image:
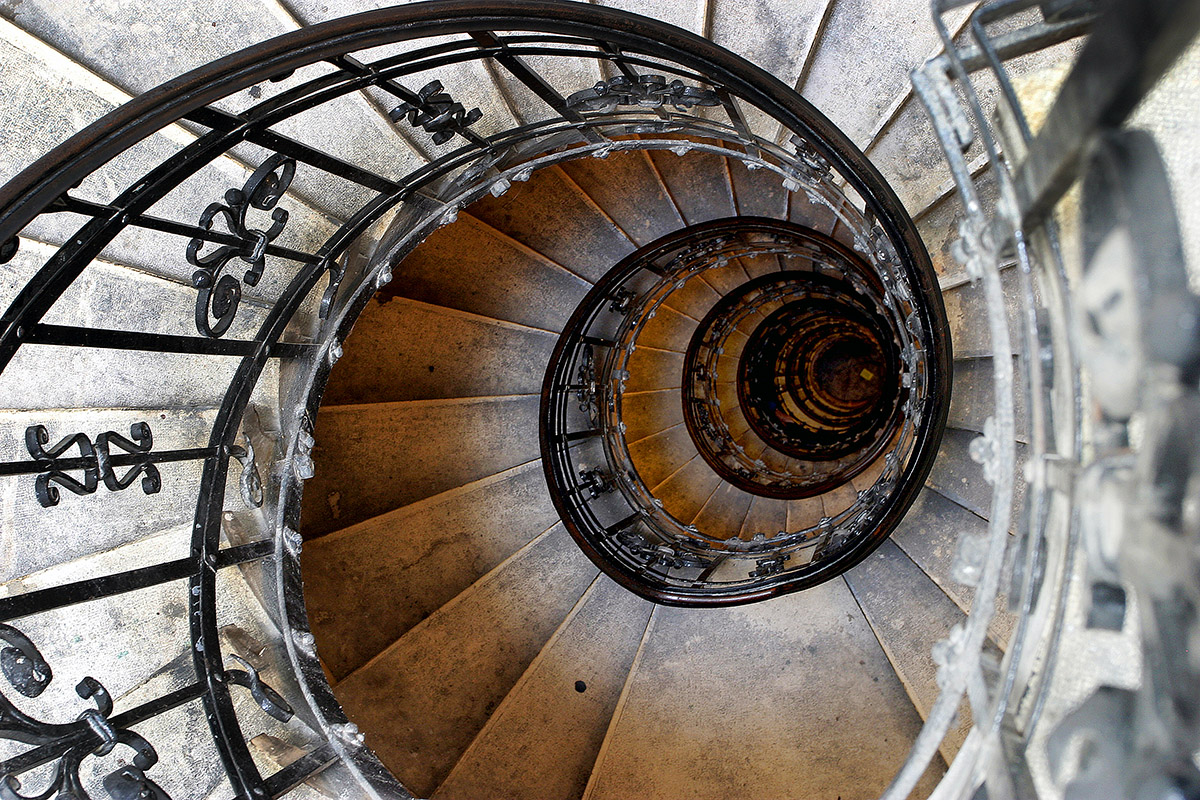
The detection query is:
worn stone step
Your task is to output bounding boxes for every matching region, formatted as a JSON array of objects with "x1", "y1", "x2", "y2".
[
  {"x1": 646, "y1": 147, "x2": 736, "y2": 226},
  {"x1": 949, "y1": 354, "x2": 1029, "y2": 442},
  {"x1": 623, "y1": 345, "x2": 684, "y2": 393},
  {"x1": 691, "y1": 480, "x2": 757, "y2": 540},
  {"x1": 843, "y1": 539, "x2": 976, "y2": 760},
  {"x1": 303, "y1": 459, "x2": 559, "y2": 680},
  {"x1": 635, "y1": 303, "x2": 697, "y2": 353},
  {"x1": 300, "y1": 394, "x2": 541, "y2": 537},
  {"x1": 941, "y1": 264, "x2": 1024, "y2": 359},
  {"x1": 652, "y1": 454, "x2": 723, "y2": 525},
  {"x1": 583, "y1": 578, "x2": 944, "y2": 800},
  {"x1": 913, "y1": 164, "x2": 998, "y2": 279},
  {"x1": 740, "y1": 494, "x2": 788, "y2": 539},
  {"x1": 468, "y1": 165, "x2": 636, "y2": 283},
  {"x1": 662, "y1": 275, "x2": 721, "y2": 322},
  {"x1": 323, "y1": 297, "x2": 556, "y2": 405},
  {"x1": 380, "y1": 213, "x2": 591, "y2": 333},
  {"x1": 2, "y1": 0, "x2": 424, "y2": 219},
  {"x1": 927, "y1": 425, "x2": 1028, "y2": 526},
  {"x1": 621, "y1": 388, "x2": 684, "y2": 445},
  {"x1": 334, "y1": 523, "x2": 597, "y2": 799},
  {"x1": 0, "y1": 27, "x2": 339, "y2": 297},
  {"x1": 560, "y1": 150, "x2": 686, "y2": 247},
  {"x1": 890, "y1": 486, "x2": 1017, "y2": 648},
  {"x1": 434, "y1": 576, "x2": 654, "y2": 800},
  {"x1": 626, "y1": 423, "x2": 700, "y2": 493},
  {"x1": 0, "y1": 407, "x2": 229, "y2": 582}
]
